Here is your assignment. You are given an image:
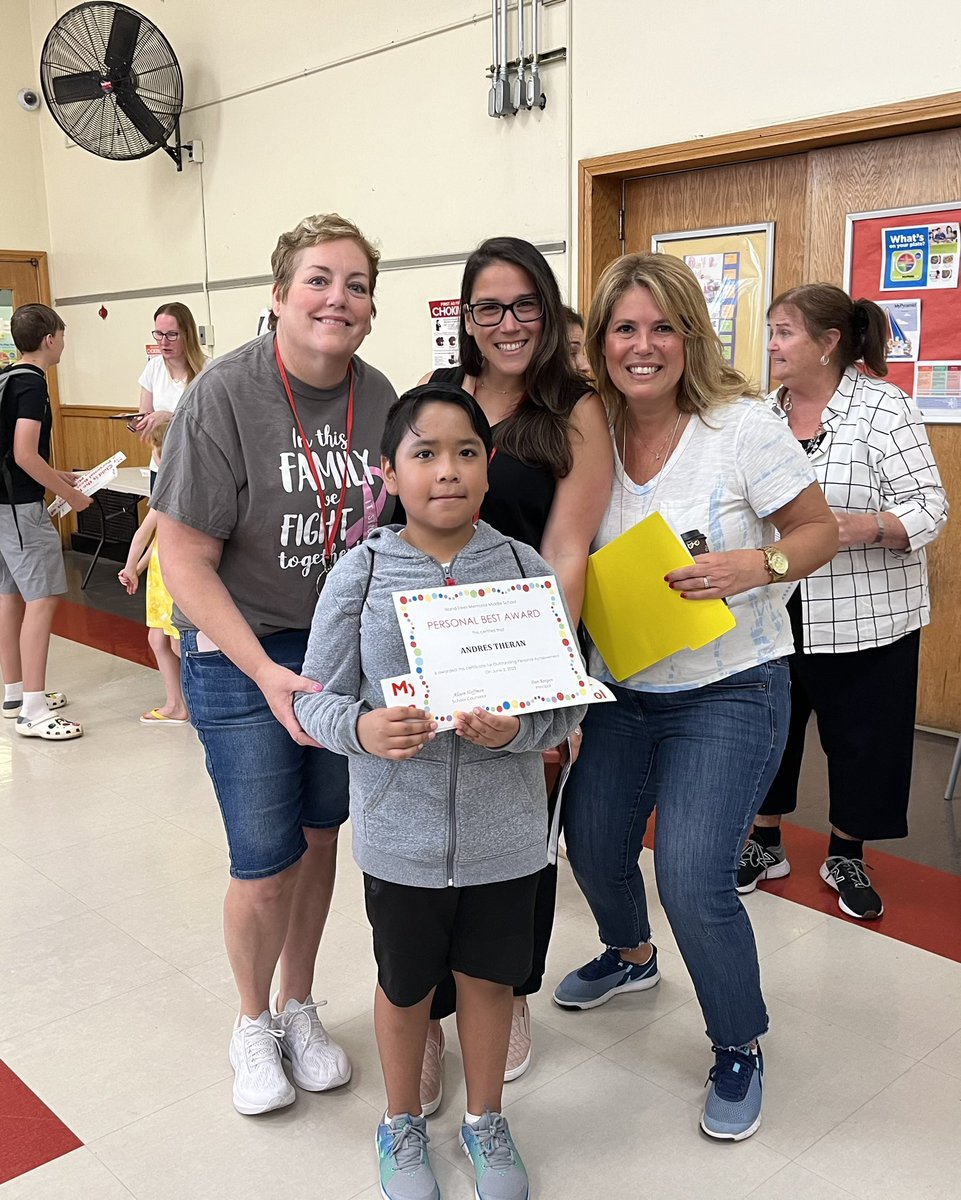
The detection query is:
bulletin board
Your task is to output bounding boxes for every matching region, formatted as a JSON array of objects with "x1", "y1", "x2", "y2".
[
  {"x1": 652, "y1": 223, "x2": 774, "y2": 392},
  {"x1": 844, "y1": 201, "x2": 961, "y2": 422}
]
